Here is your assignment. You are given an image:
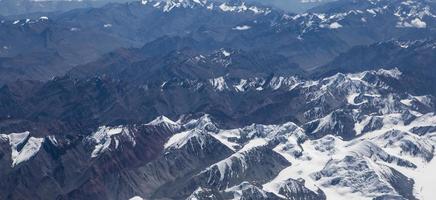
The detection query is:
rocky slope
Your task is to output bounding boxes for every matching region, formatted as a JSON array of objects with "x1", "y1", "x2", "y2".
[{"x1": 0, "y1": 68, "x2": 435, "y2": 199}]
